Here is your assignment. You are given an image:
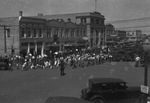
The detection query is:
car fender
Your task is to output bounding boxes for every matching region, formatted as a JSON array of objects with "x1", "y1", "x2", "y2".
[{"x1": 90, "y1": 95, "x2": 105, "y2": 102}]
